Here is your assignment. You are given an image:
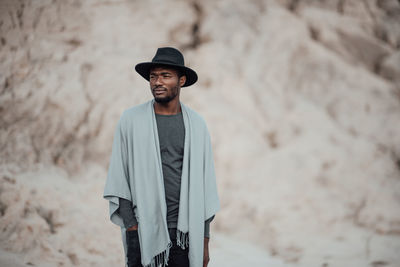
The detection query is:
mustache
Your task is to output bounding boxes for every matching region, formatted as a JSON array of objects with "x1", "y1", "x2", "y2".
[{"x1": 152, "y1": 86, "x2": 167, "y2": 91}]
